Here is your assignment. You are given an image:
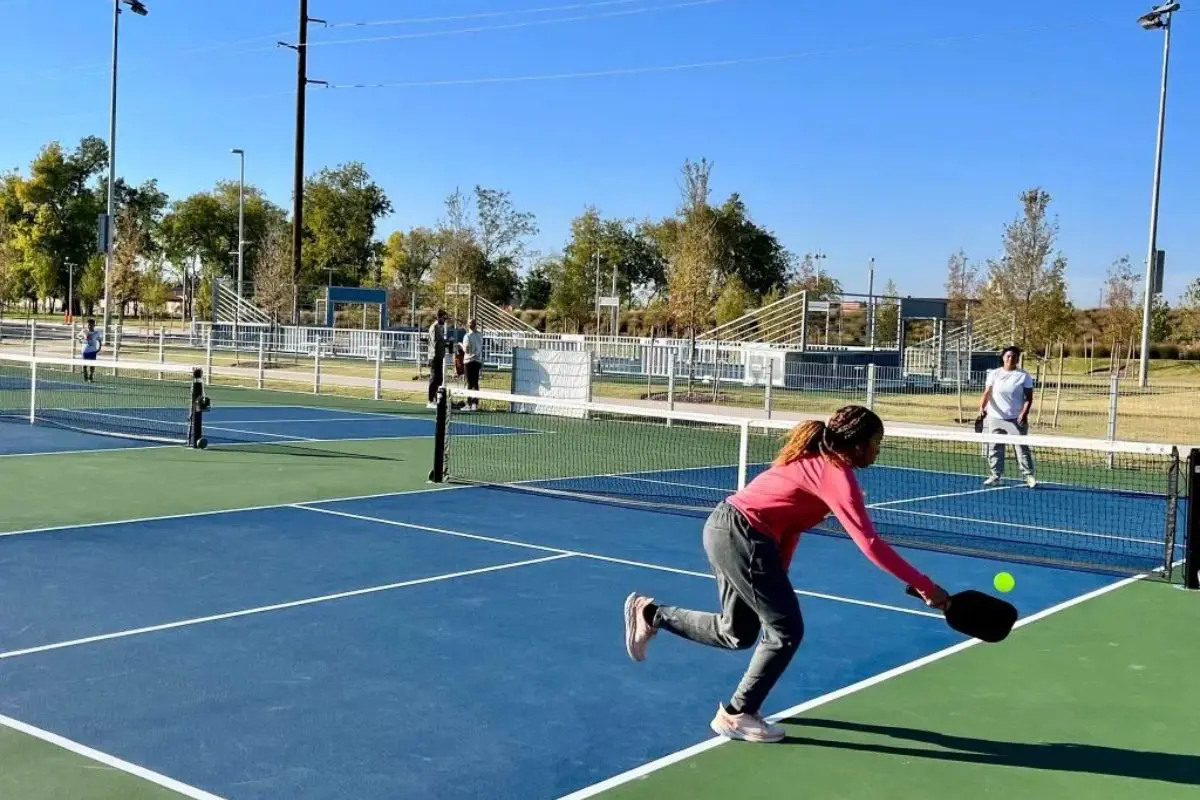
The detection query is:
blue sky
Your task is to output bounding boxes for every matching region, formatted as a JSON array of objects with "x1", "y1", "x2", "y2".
[{"x1": 2, "y1": 0, "x2": 1196, "y2": 305}]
